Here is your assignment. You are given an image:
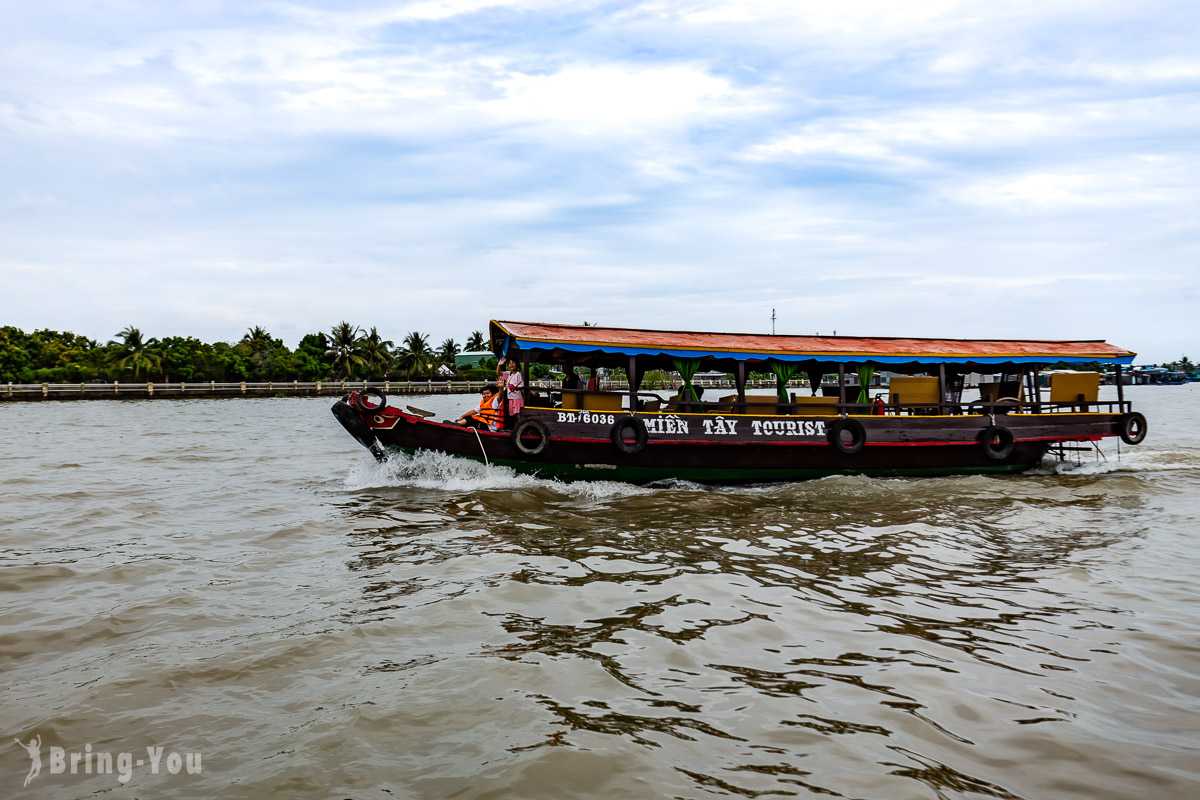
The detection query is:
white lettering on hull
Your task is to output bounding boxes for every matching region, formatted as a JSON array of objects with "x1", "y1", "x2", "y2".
[
  {"x1": 750, "y1": 419, "x2": 827, "y2": 437},
  {"x1": 701, "y1": 417, "x2": 739, "y2": 435},
  {"x1": 545, "y1": 411, "x2": 826, "y2": 440},
  {"x1": 643, "y1": 415, "x2": 689, "y2": 435}
]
